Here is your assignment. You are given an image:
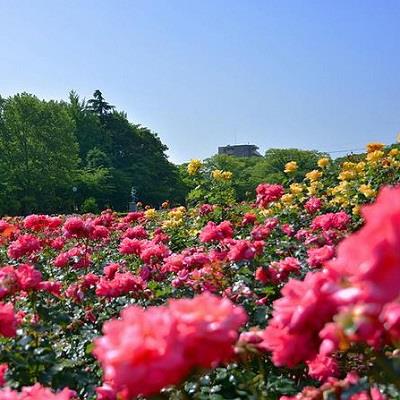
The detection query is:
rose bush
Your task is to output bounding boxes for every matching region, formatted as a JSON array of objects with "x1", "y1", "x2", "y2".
[{"x1": 0, "y1": 142, "x2": 399, "y2": 399}]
